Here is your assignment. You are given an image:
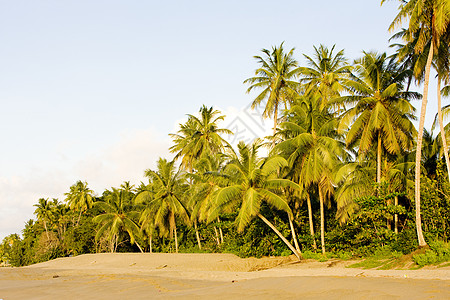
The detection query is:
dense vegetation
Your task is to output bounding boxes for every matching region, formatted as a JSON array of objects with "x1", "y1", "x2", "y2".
[{"x1": 2, "y1": 0, "x2": 450, "y2": 267}]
